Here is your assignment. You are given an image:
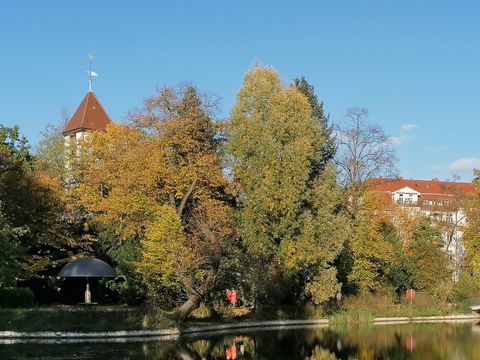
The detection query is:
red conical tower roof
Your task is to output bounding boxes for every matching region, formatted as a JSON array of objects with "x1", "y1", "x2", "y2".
[{"x1": 63, "y1": 91, "x2": 113, "y2": 135}]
